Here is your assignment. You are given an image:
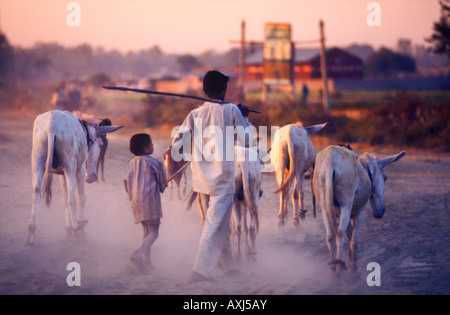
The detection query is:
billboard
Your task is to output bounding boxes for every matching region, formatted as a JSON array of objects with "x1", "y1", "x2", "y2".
[{"x1": 263, "y1": 23, "x2": 293, "y2": 85}]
